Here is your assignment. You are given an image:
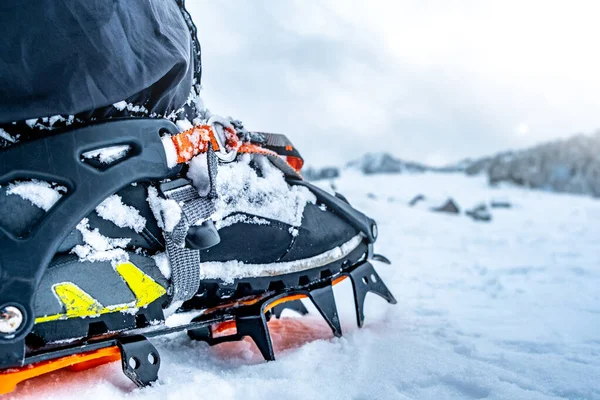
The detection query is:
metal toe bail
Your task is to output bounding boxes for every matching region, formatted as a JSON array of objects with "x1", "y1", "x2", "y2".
[{"x1": 208, "y1": 116, "x2": 238, "y2": 162}]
